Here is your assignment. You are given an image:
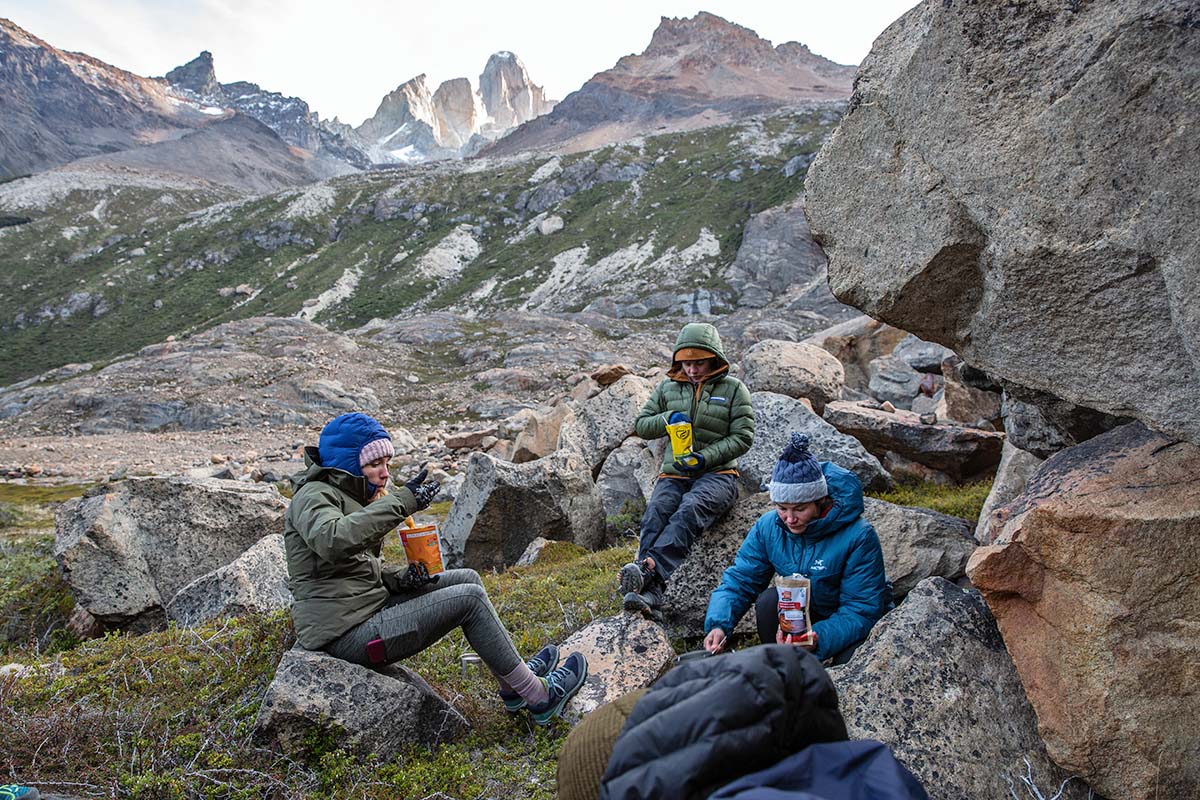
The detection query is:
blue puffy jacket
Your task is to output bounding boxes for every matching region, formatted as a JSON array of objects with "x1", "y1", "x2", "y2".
[{"x1": 704, "y1": 461, "x2": 893, "y2": 660}]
